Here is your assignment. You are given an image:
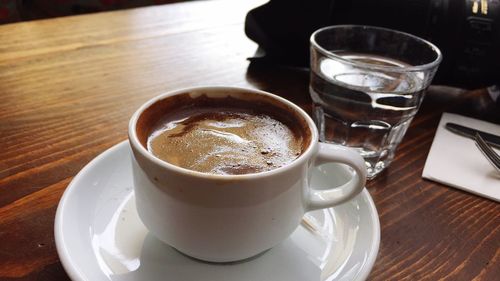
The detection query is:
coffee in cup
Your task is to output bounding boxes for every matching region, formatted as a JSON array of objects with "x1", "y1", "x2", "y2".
[
  {"x1": 147, "y1": 95, "x2": 309, "y2": 175},
  {"x1": 129, "y1": 86, "x2": 367, "y2": 262}
]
